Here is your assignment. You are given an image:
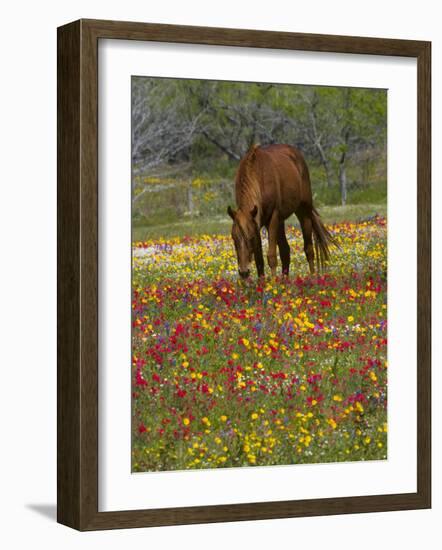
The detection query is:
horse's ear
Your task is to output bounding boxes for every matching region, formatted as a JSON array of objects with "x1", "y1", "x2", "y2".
[
  {"x1": 250, "y1": 205, "x2": 258, "y2": 218},
  {"x1": 227, "y1": 205, "x2": 236, "y2": 220}
]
